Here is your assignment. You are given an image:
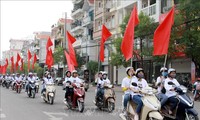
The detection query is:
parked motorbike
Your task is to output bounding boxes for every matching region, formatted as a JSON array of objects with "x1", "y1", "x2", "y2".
[
  {"x1": 94, "y1": 84, "x2": 116, "y2": 113},
  {"x1": 15, "y1": 81, "x2": 22, "y2": 93},
  {"x1": 64, "y1": 82, "x2": 85, "y2": 112},
  {"x1": 83, "y1": 80, "x2": 89, "y2": 92},
  {"x1": 42, "y1": 83, "x2": 56, "y2": 105},
  {"x1": 27, "y1": 81, "x2": 36, "y2": 98},
  {"x1": 161, "y1": 82, "x2": 199, "y2": 120}
]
